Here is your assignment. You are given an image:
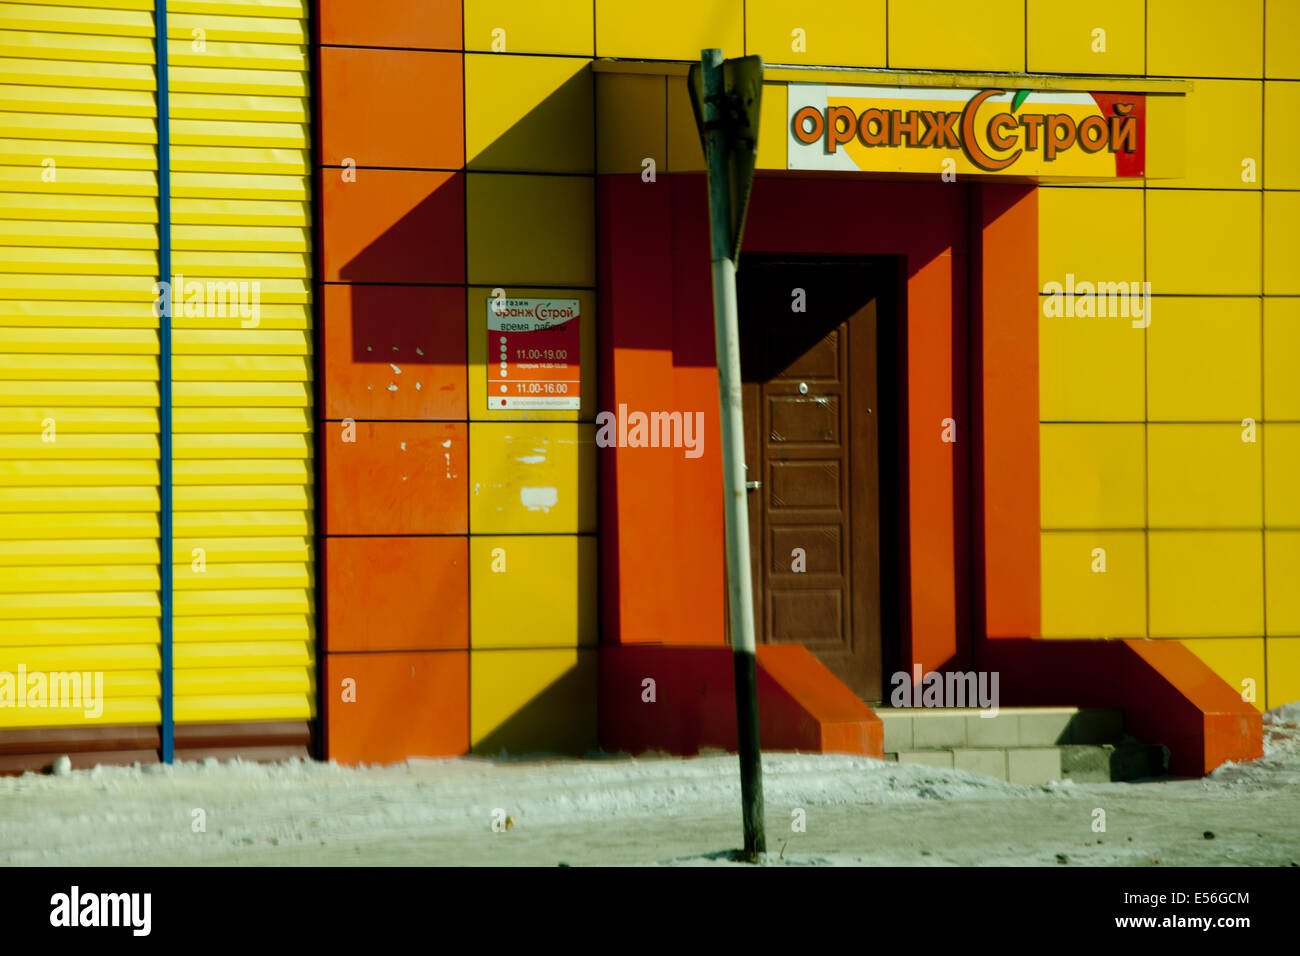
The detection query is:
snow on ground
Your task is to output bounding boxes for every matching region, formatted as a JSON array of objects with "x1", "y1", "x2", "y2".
[{"x1": 2, "y1": 705, "x2": 1298, "y2": 866}]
